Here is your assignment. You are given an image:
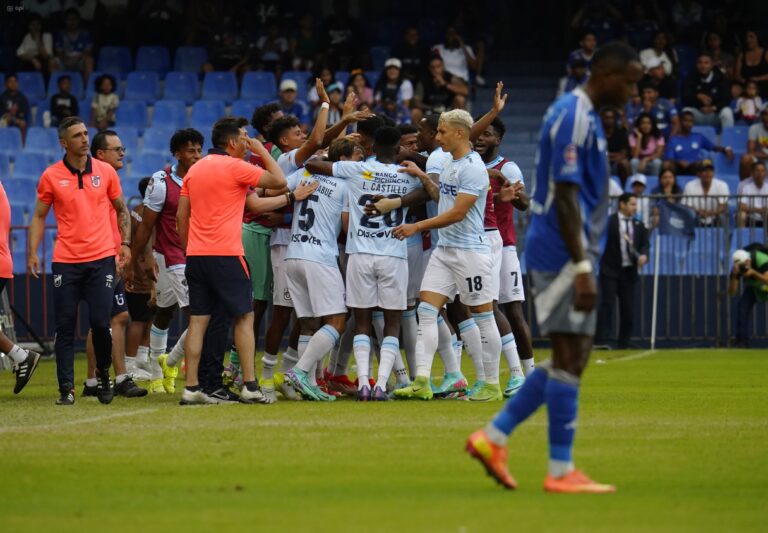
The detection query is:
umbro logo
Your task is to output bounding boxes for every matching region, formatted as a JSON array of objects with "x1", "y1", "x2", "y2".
[{"x1": 106, "y1": 274, "x2": 114, "y2": 288}]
